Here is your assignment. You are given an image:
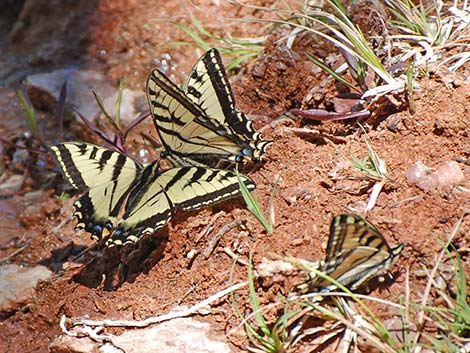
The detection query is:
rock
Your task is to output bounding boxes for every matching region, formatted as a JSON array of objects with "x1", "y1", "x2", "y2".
[
  {"x1": 0, "y1": 0, "x2": 96, "y2": 84},
  {"x1": 25, "y1": 69, "x2": 146, "y2": 124},
  {"x1": 0, "y1": 196, "x2": 31, "y2": 247},
  {"x1": 0, "y1": 263, "x2": 53, "y2": 312},
  {"x1": 49, "y1": 335, "x2": 99, "y2": 353},
  {"x1": 101, "y1": 88, "x2": 147, "y2": 124},
  {"x1": 111, "y1": 318, "x2": 233, "y2": 353},
  {"x1": 436, "y1": 161, "x2": 464, "y2": 186},
  {"x1": 406, "y1": 160, "x2": 465, "y2": 192},
  {"x1": 0, "y1": 174, "x2": 24, "y2": 196},
  {"x1": 0, "y1": 88, "x2": 28, "y2": 132},
  {"x1": 25, "y1": 69, "x2": 116, "y2": 121},
  {"x1": 406, "y1": 161, "x2": 439, "y2": 192},
  {"x1": 405, "y1": 161, "x2": 432, "y2": 184}
]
